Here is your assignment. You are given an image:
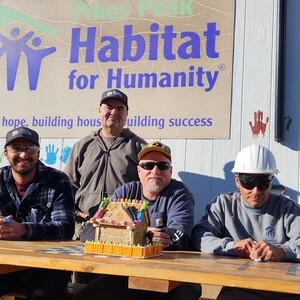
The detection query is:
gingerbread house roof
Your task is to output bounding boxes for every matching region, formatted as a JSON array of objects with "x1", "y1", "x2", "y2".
[{"x1": 90, "y1": 200, "x2": 149, "y2": 228}]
